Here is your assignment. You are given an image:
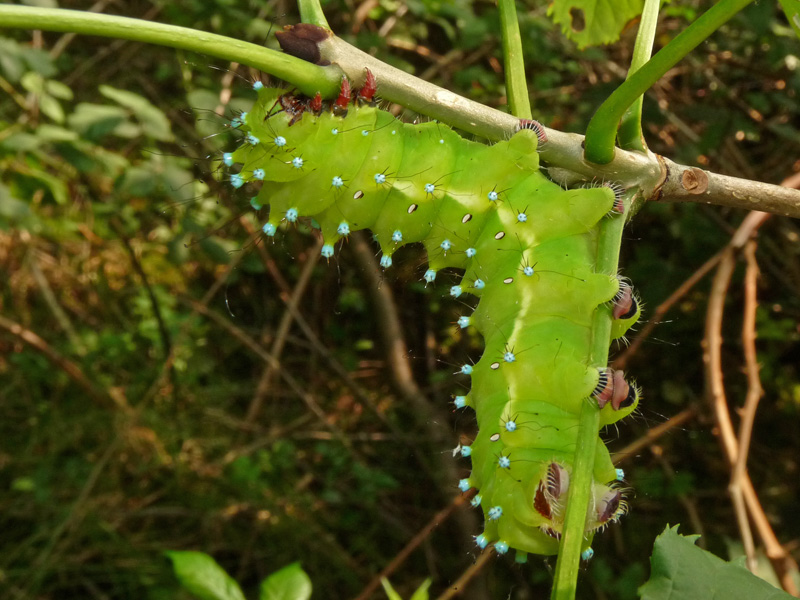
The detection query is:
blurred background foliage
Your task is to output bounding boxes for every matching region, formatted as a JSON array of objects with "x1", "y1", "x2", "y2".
[{"x1": 1, "y1": 0, "x2": 799, "y2": 598}]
